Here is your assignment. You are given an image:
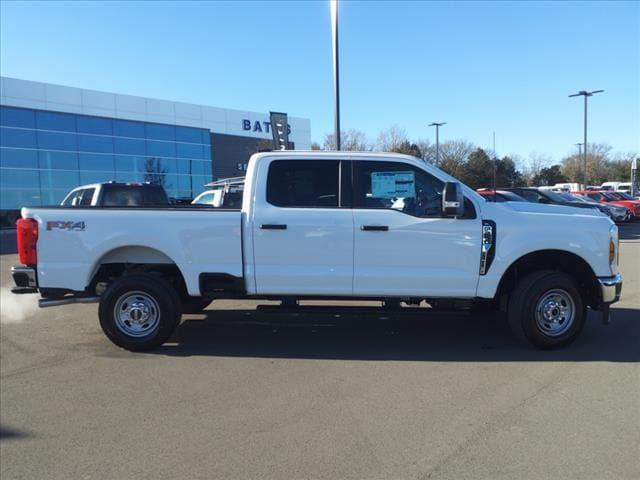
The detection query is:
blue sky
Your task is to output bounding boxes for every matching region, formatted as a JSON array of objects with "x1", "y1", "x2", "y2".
[{"x1": 1, "y1": 0, "x2": 638, "y2": 164}]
